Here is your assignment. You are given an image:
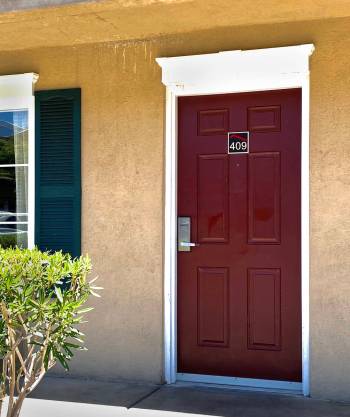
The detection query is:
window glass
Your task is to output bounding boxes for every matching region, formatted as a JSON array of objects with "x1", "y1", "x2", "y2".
[
  {"x1": 0, "y1": 224, "x2": 27, "y2": 249},
  {"x1": 0, "y1": 111, "x2": 28, "y2": 164},
  {"x1": 0, "y1": 167, "x2": 28, "y2": 217},
  {"x1": 0, "y1": 111, "x2": 29, "y2": 248}
]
